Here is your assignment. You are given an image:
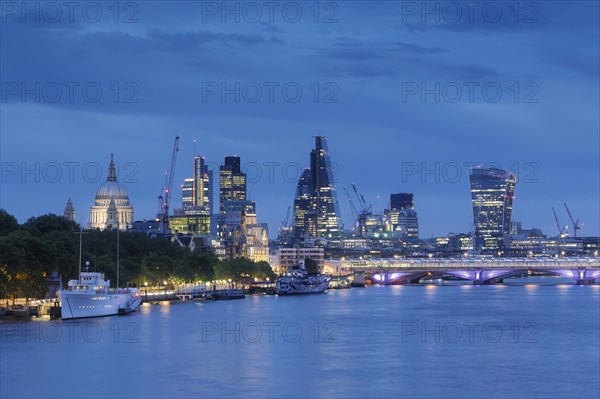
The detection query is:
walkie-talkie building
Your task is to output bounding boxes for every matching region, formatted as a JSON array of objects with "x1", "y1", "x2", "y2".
[{"x1": 469, "y1": 167, "x2": 516, "y2": 253}]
